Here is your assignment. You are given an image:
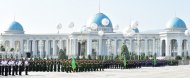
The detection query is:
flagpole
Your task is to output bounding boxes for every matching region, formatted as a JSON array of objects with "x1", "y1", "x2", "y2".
[{"x1": 98, "y1": 0, "x2": 100, "y2": 13}]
